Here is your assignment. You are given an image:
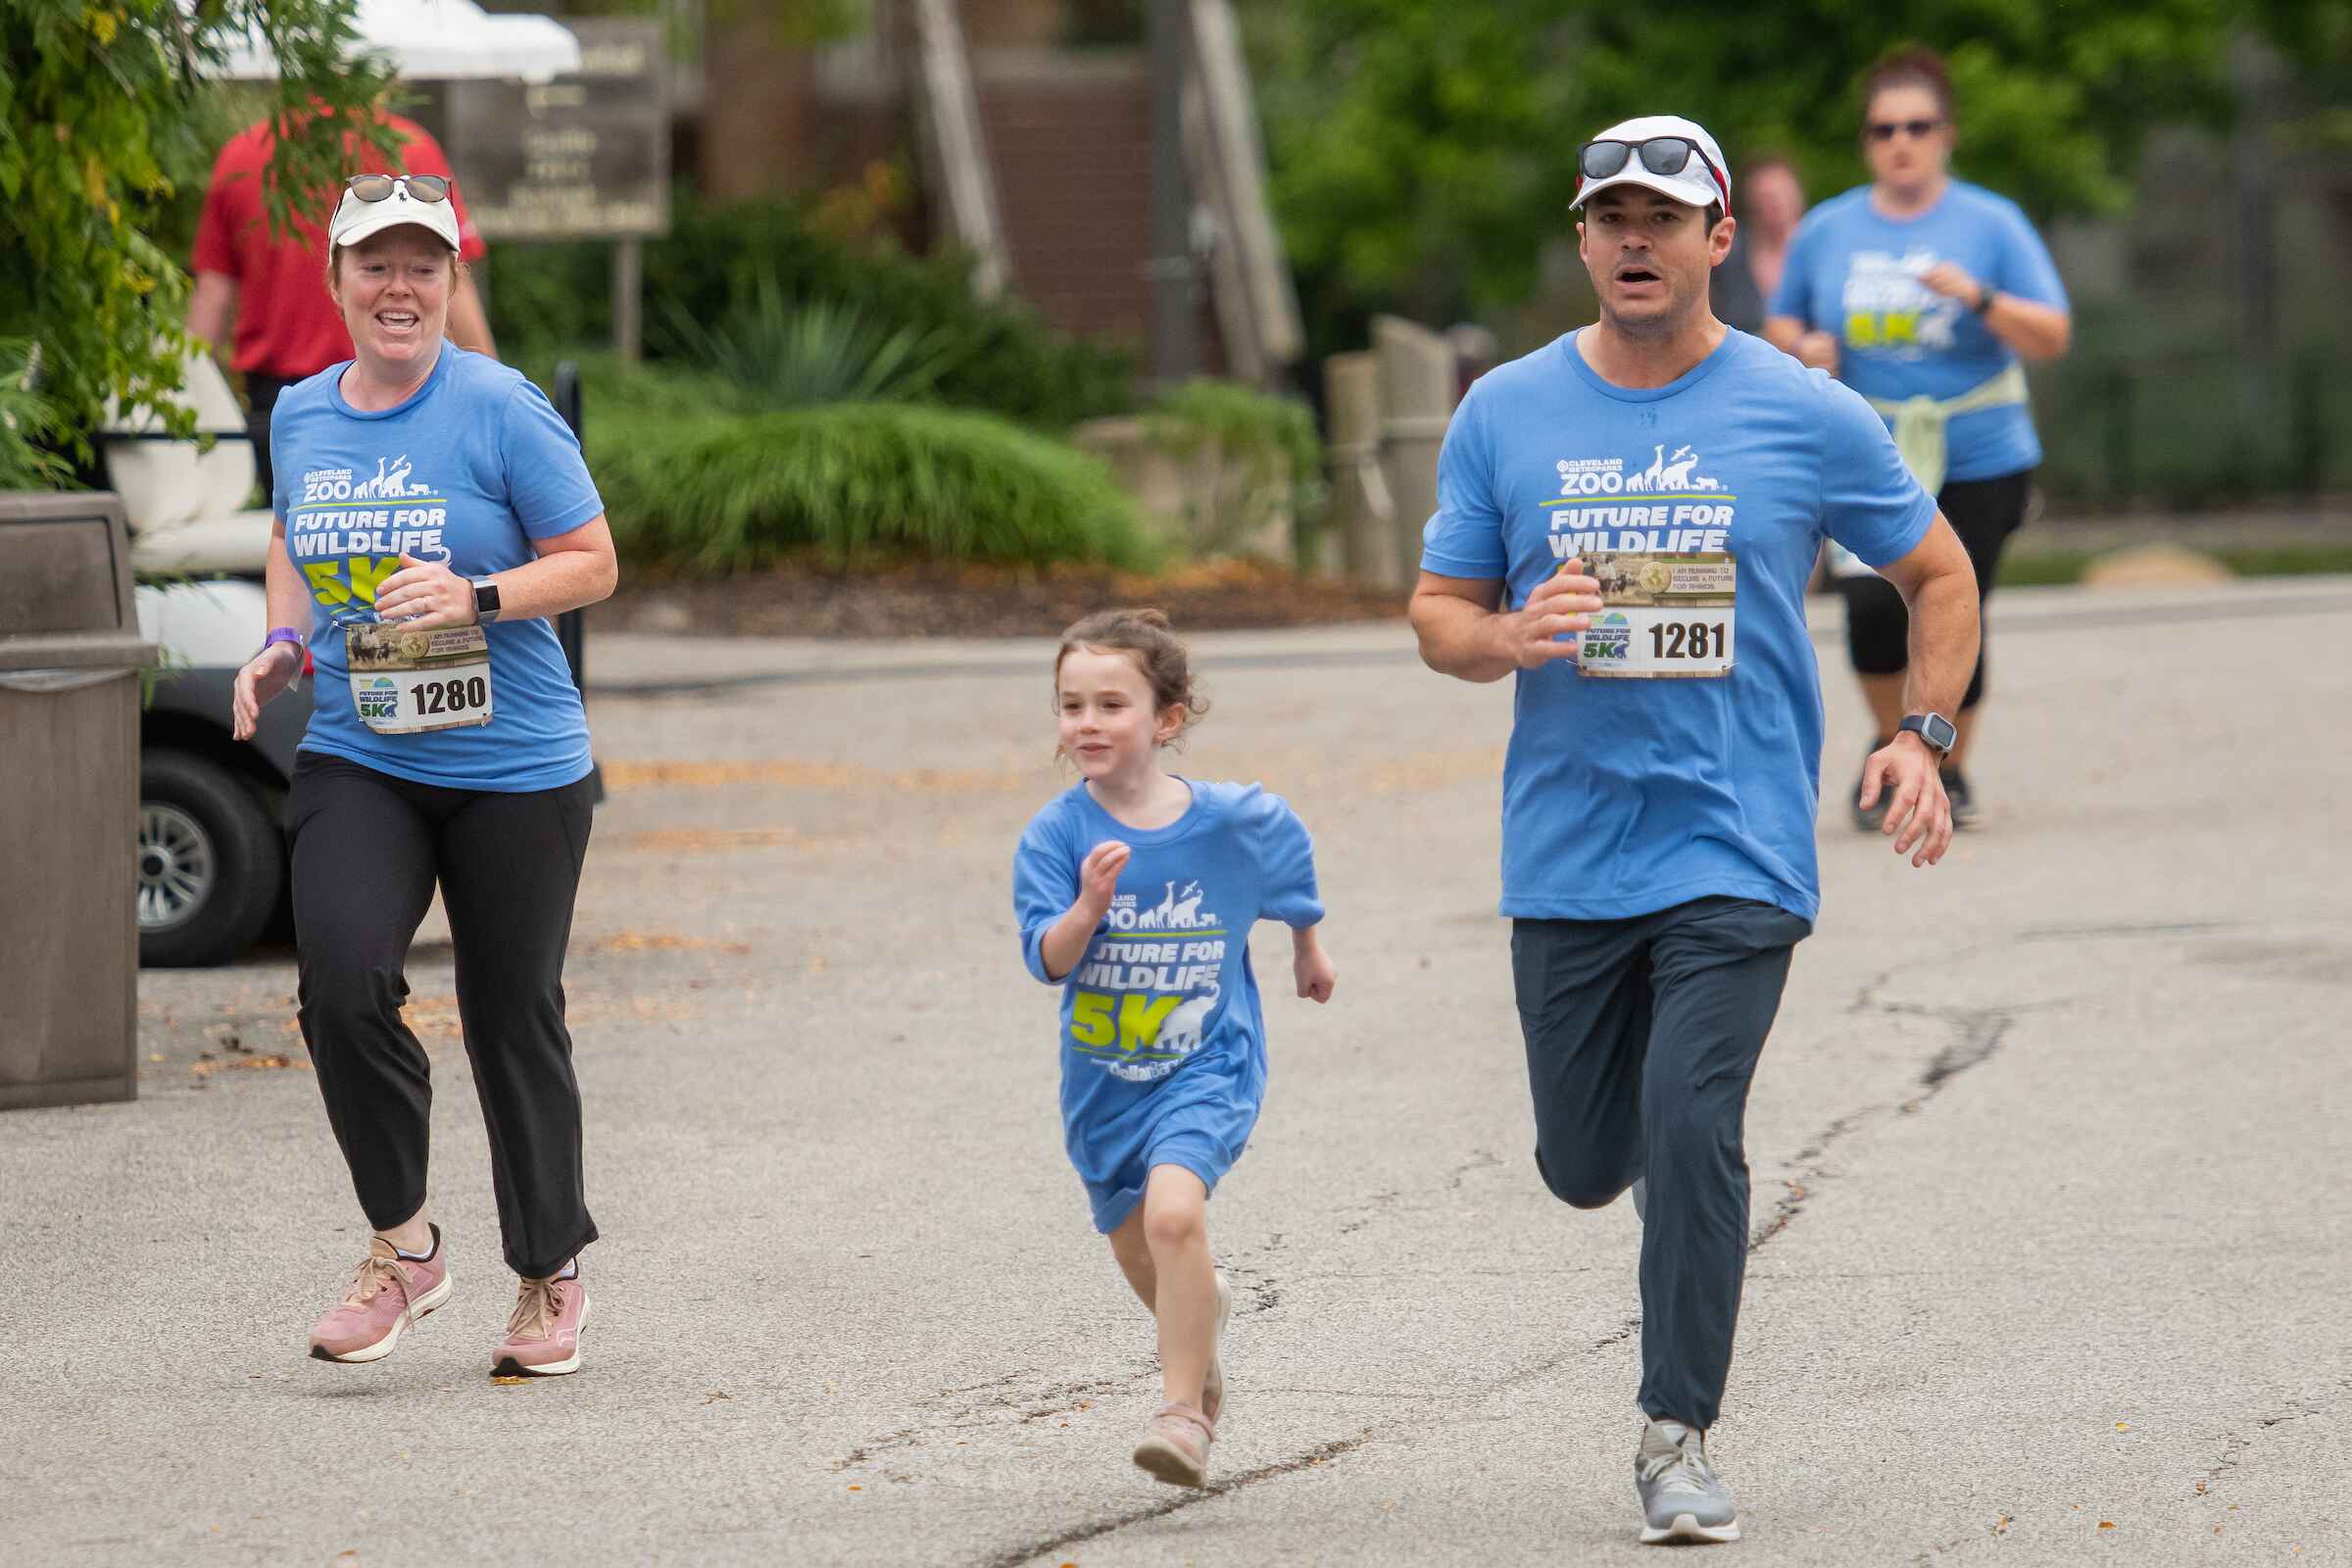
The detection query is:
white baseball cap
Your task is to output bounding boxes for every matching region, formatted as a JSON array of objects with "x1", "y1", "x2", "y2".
[
  {"x1": 327, "y1": 176, "x2": 463, "y2": 253},
  {"x1": 1571, "y1": 116, "x2": 1732, "y2": 212}
]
